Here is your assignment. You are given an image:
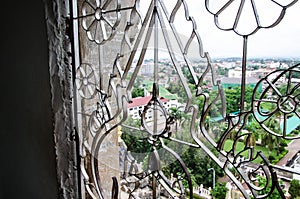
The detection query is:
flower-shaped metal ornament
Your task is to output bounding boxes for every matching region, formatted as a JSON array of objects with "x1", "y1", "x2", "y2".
[
  {"x1": 81, "y1": 0, "x2": 121, "y2": 44},
  {"x1": 253, "y1": 63, "x2": 300, "y2": 139},
  {"x1": 76, "y1": 63, "x2": 98, "y2": 99},
  {"x1": 205, "y1": 0, "x2": 298, "y2": 36},
  {"x1": 205, "y1": 0, "x2": 299, "y2": 113}
]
